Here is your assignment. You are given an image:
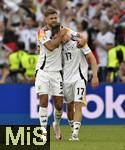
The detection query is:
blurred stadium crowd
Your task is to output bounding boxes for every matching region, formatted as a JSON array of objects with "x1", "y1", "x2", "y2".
[{"x1": 0, "y1": 0, "x2": 125, "y2": 84}]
